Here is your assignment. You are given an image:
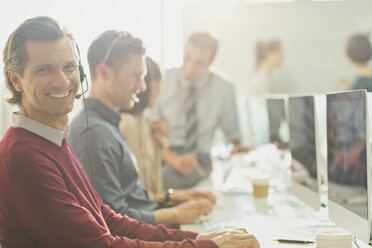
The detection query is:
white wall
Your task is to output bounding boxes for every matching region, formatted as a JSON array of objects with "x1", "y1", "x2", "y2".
[{"x1": 183, "y1": 0, "x2": 372, "y2": 95}]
